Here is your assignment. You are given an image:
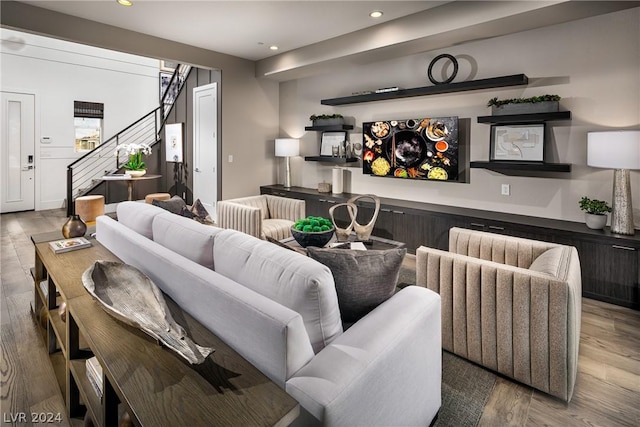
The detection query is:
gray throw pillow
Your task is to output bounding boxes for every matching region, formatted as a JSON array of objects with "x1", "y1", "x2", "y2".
[
  {"x1": 307, "y1": 247, "x2": 407, "y2": 322},
  {"x1": 152, "y1": 195, "x2": 186, "y2": 215}
]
